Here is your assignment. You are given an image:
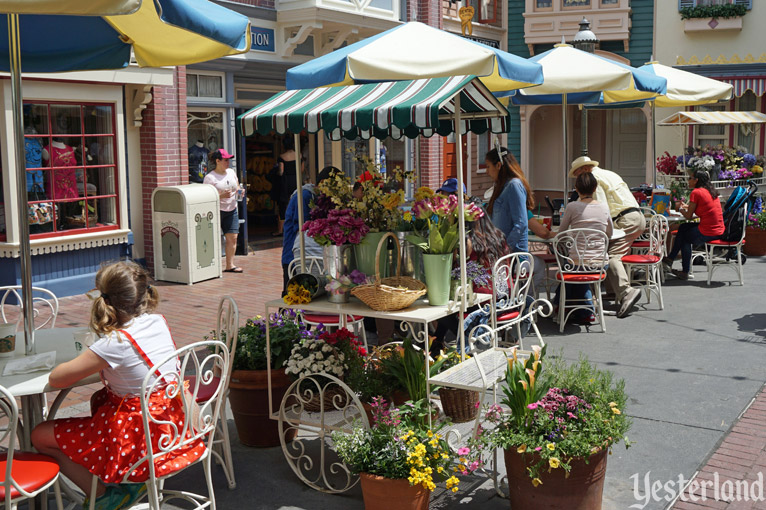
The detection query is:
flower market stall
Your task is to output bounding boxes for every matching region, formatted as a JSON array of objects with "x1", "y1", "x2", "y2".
[{"x1": 237, "y1": 75, "x2": 534, "y2": 493}]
